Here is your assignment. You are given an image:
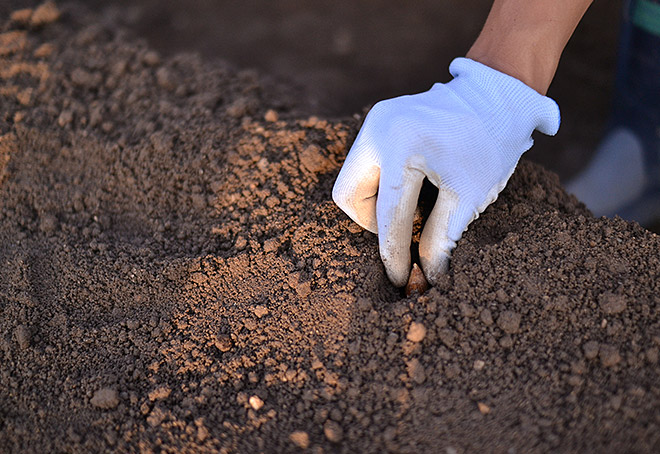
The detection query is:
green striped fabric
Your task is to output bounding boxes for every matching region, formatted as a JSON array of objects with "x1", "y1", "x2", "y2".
[{"x1": 633, "y1": 0, "x2": 660, "y2": 37}]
